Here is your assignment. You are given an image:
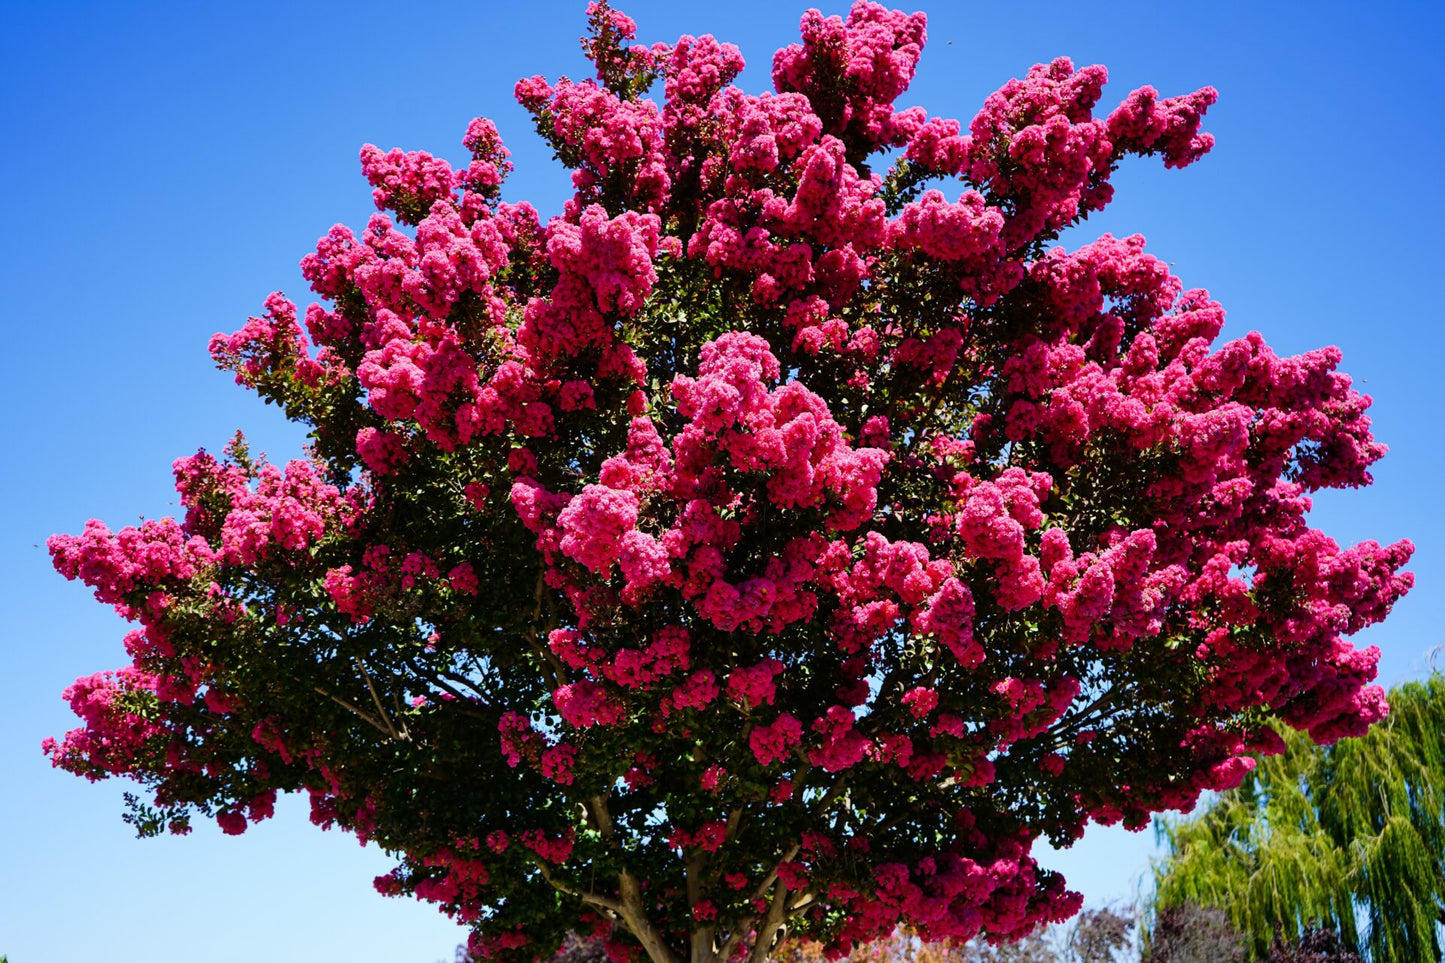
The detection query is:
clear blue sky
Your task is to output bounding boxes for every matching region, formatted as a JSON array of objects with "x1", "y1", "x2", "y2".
[{"x1": 2, "y1": 1, "x2": 1442, "y2": 960}]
